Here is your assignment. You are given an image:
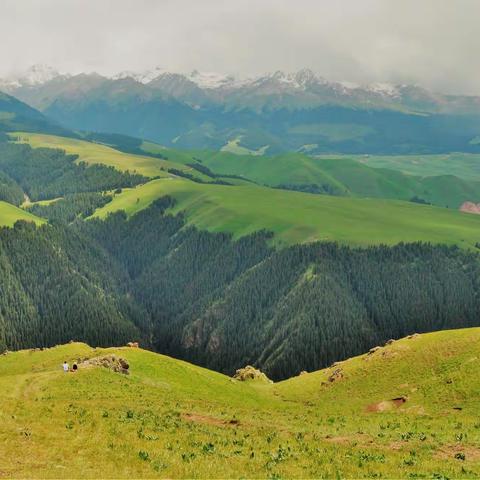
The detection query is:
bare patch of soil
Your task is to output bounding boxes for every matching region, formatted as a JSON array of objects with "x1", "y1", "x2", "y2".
[
  {"x1": 366, "y1": 396, "x2": 407, "y2": 412},
  {"x1": 436, "y1": 444, "x2": 480, "y2": 461},
  {"x1": 324, "y1": 433, "x2": 373, "y2": 445},
  {"x1": 182, "y1": 413, "x2": 240, "y2": 427}
]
